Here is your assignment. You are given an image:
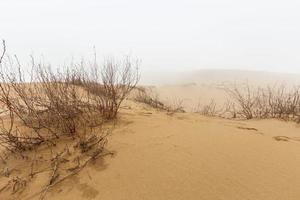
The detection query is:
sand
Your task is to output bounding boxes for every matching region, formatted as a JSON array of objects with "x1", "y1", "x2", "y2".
[
  {"x1": 2, "y1": 101, "x2": 300, "y2": 199},
  {"x1": 1, "y1": 70, "x2": 300, "y2": 200},
  {"x1": 54, "y1": 105, "x2": 300, "y2": 200}
]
